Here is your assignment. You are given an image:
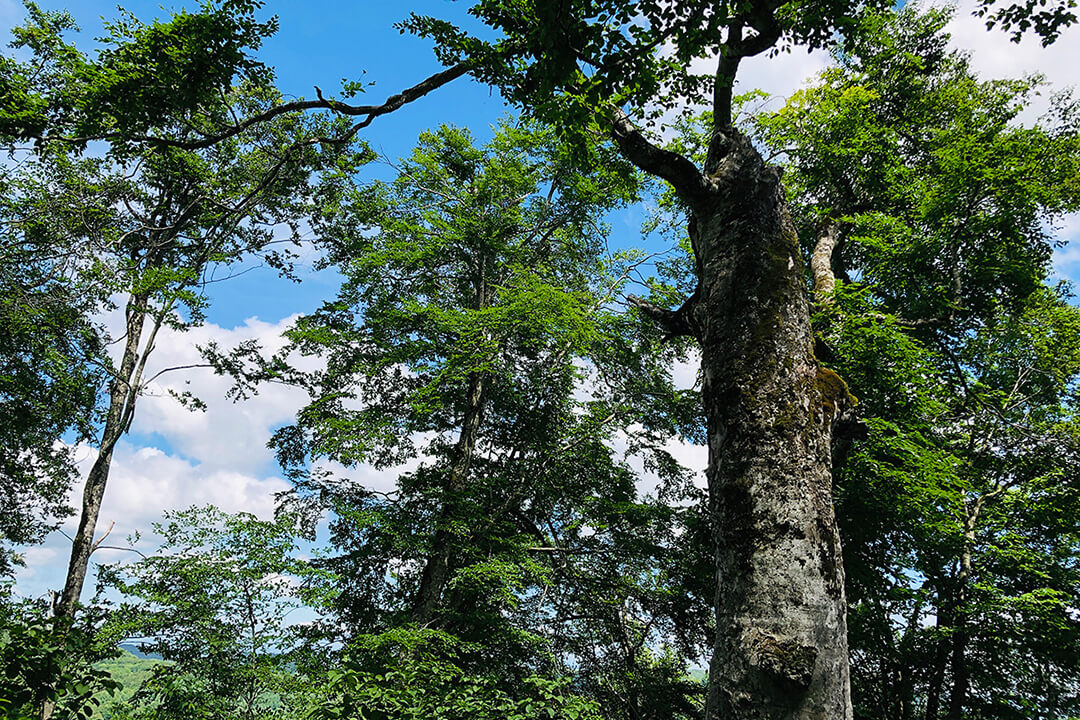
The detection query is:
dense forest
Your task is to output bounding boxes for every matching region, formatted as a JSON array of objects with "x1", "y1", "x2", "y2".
[{"x1": 2, "y1": 0, "x2": 1080, "y2": 718}]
